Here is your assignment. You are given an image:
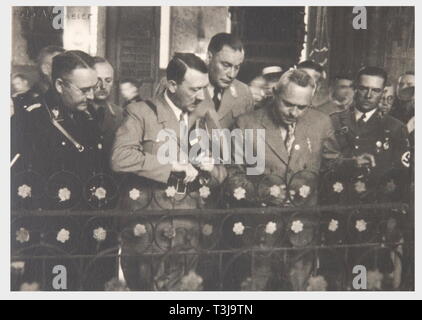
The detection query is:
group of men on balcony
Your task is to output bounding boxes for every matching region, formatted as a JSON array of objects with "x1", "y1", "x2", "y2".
[{"x1": 11, "y1": 32, "x2": 412, "y2": 290}]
